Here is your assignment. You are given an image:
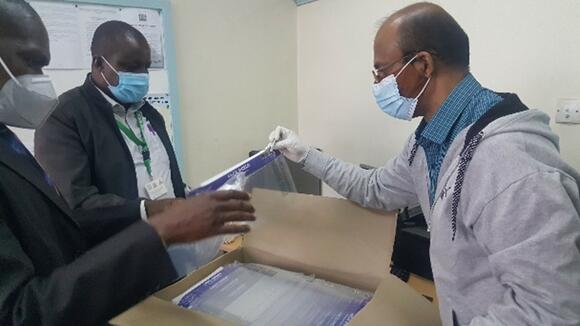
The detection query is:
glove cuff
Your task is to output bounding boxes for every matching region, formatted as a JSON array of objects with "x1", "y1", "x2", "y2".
[
  {"x1": 298, "y1": 147, "x2": 312, "y2": 165},
  {"x1": 301, "y1": 148, "x2": 331, "y2": 180}
]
